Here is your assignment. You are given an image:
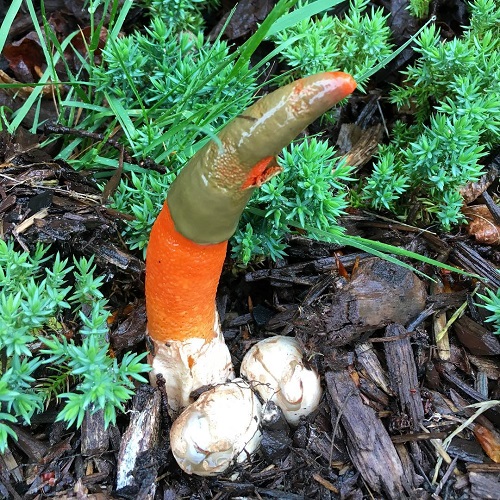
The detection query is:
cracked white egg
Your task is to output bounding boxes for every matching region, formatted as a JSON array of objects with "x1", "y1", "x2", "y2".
[
  {"x1": 240, "y1": 336, "x2": 322, "y2": 426},
  {"x1": 170, "y1": 378, "x2": 262, "y2": 476}
]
